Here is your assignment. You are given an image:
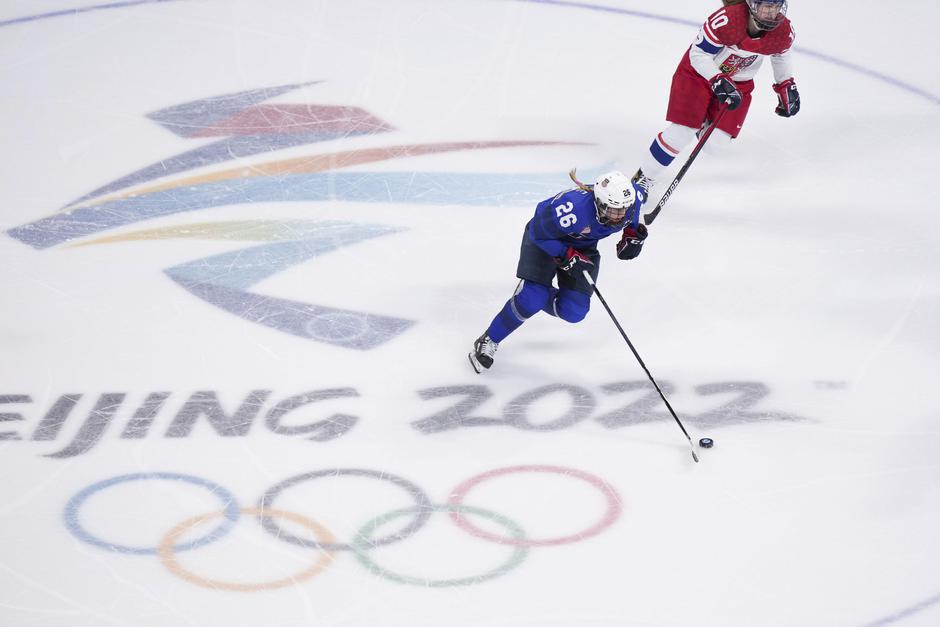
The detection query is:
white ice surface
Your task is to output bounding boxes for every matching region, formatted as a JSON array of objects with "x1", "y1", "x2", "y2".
[{"x1": 1, "y1": 1, "x2": 939, "y2": 626}]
